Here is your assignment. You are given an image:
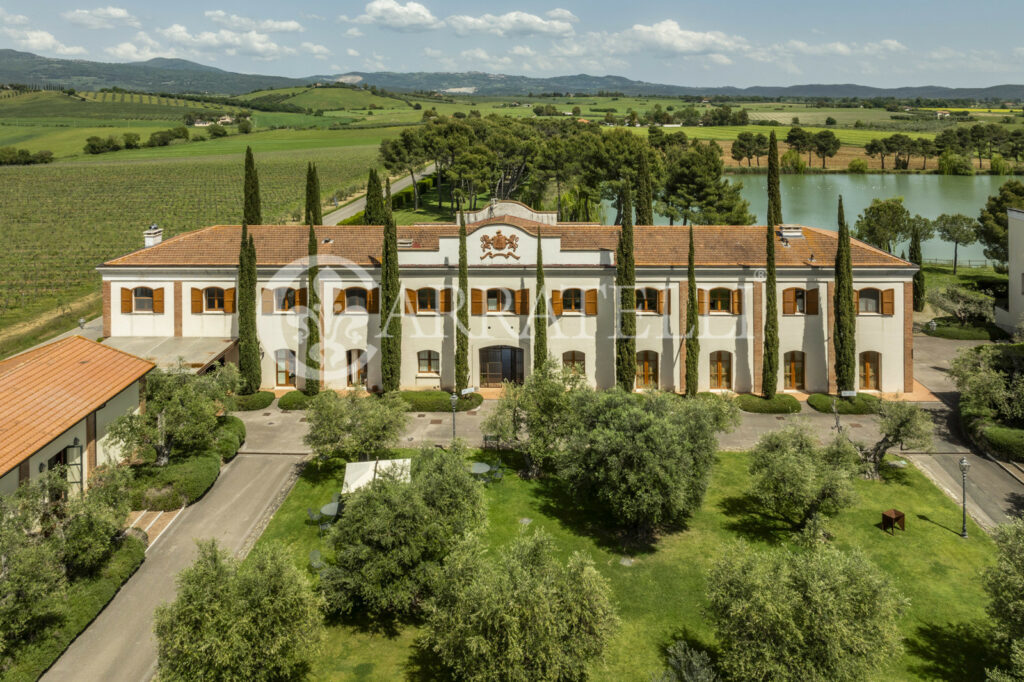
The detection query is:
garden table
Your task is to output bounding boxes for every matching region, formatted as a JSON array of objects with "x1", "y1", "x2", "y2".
[
  {"x1": 469, "y1": 462, "x2": 491, "y2": 476},
  {"x1": 320, "y1": 502, "x2": 340, "y2": 518}
]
